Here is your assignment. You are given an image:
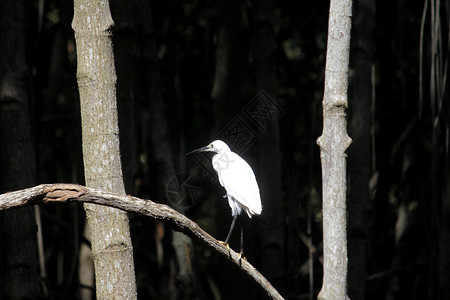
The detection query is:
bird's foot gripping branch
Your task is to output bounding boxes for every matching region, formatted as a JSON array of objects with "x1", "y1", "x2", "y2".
[{"x1": 0, "y1": 183, "x2": 284, "y2": 300}]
